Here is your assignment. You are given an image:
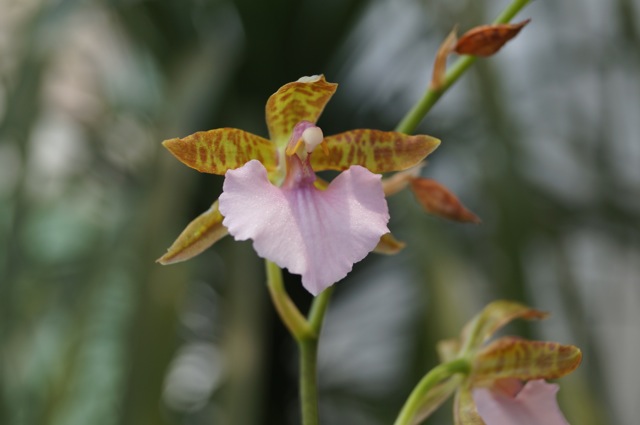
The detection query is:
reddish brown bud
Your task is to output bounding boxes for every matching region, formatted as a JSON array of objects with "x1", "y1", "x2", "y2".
[
  {"x1": 410, "y1": 178, "x2": 480, "y2": 223},
  {"x1": 455, "y1": 19, "x2": 530, "y2": 57}
]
